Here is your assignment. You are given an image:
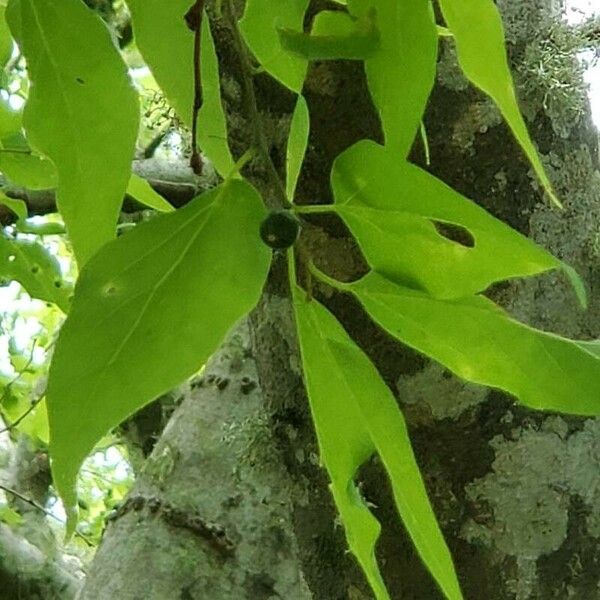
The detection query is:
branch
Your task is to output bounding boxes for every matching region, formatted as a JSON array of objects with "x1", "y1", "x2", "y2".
[{"x1": 1, "y1": 156, "x2": 212, "y2": 222}]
